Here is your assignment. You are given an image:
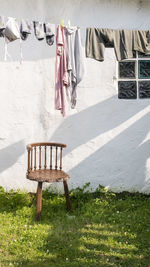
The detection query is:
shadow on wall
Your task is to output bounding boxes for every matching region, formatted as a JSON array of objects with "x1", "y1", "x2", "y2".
[
  {"x1": 51, "y1": 96, "x2": 149, "y2": 155},
  {"x1": 51, "y1": 96, "x2": 150, "y2": 192},
  {"x1": 0, "y1": 140, "x2": 25, "y2": 173},
  {"x1": 68, "y1": 111, "x2": 150, "y2": 192}
]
